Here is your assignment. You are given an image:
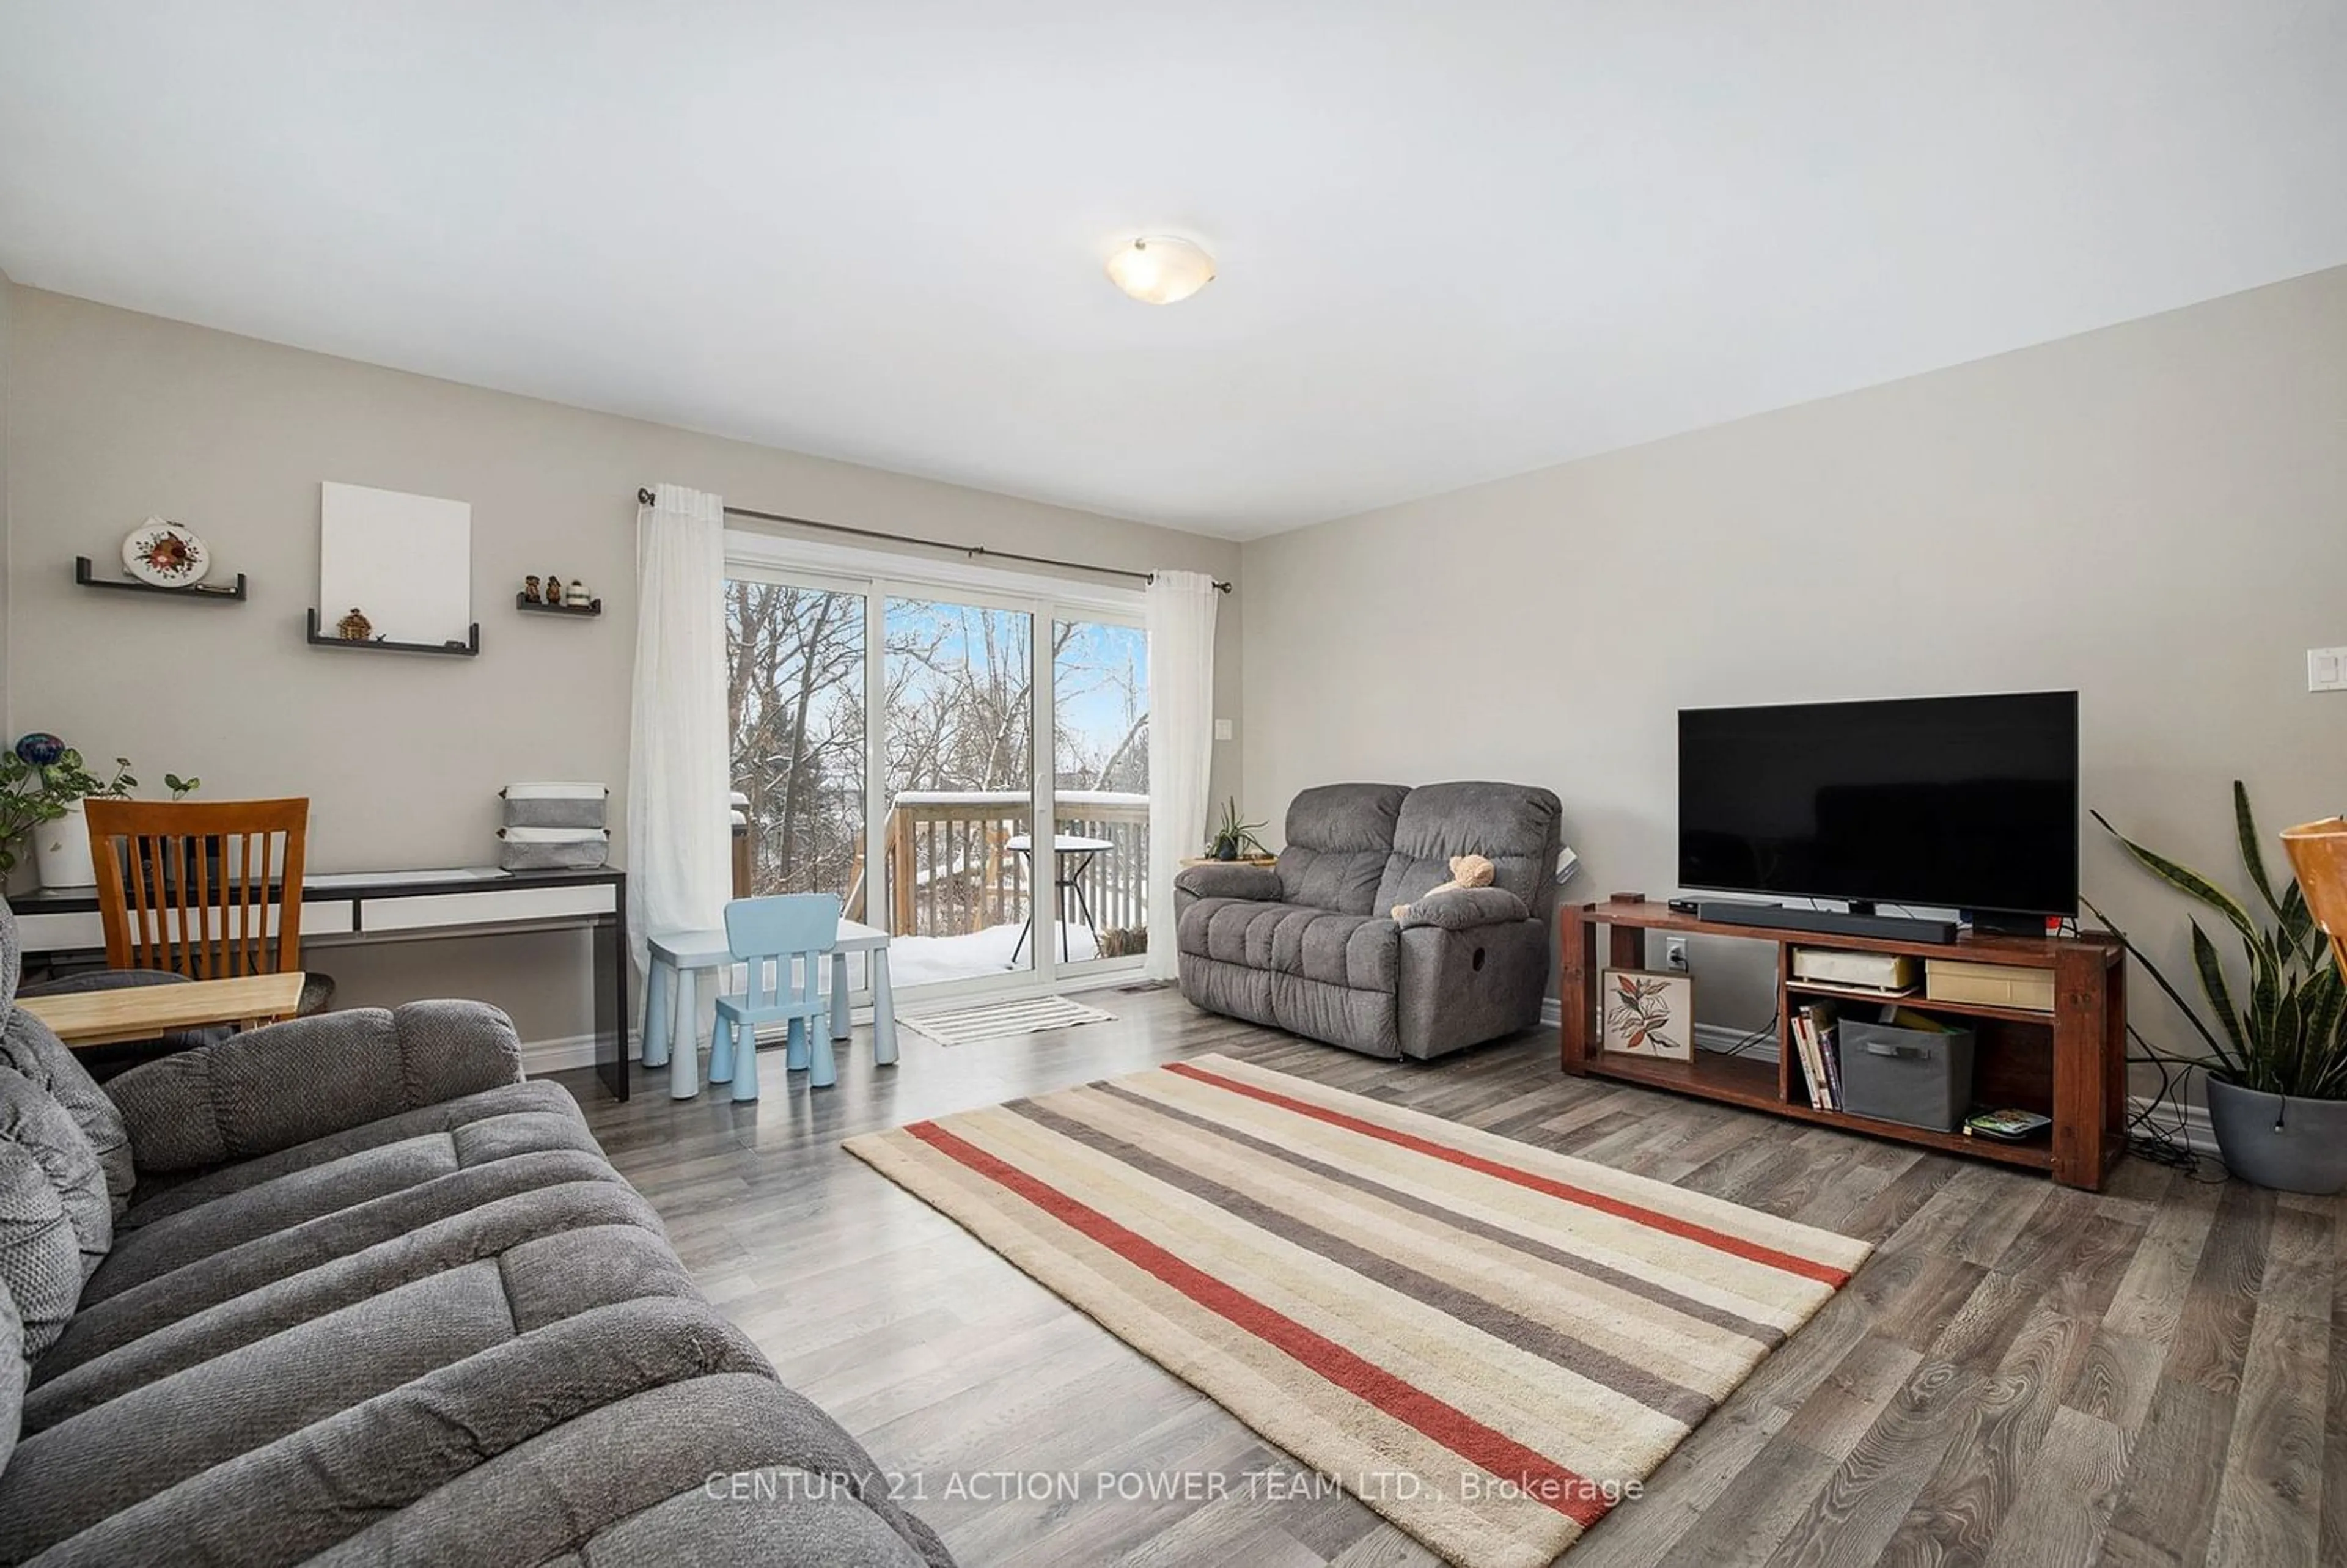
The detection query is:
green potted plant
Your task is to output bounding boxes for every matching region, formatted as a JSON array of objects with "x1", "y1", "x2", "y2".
[
  {"x1": 2087, "y1": 782, "x2": 2347, "y2": 1193},
  {"x1": 3, "y1": 735, "x2": 199, "y2": 890},
  {"x1": 4, "y1": 744, "x2": 136, "y2": 890},
  {"x1": 0, "y1": 752, "x2": 59, "y2": 881},
  {"x1": 1205, "y1": 797, "x2": 1272, "y2": 863}
]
